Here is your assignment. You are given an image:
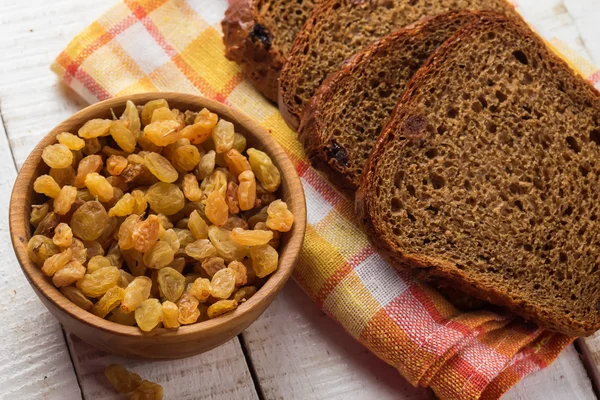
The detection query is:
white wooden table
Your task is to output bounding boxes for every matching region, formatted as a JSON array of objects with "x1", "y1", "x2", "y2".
[{"x1": 0, "y1": 0, "x2": 599, "y2": 398}]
